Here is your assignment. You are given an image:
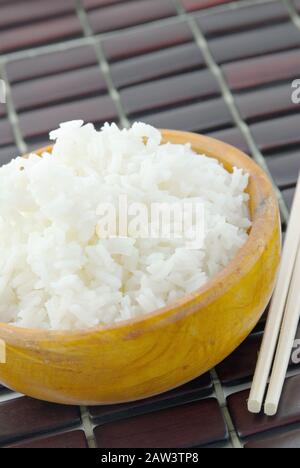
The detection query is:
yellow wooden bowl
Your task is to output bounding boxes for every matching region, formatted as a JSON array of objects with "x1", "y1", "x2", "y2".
[{"x1": 0, "y1": 130, "x2": 281, "y2": 405}]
